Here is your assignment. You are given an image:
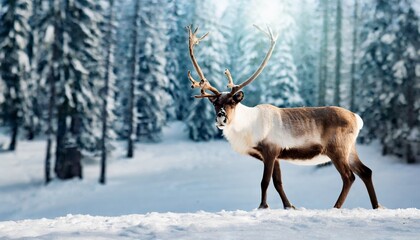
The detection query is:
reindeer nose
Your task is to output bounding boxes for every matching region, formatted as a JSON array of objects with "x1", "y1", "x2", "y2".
[{"x1": 217, "y1": 112, "x2": 225, "y2": 118}]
